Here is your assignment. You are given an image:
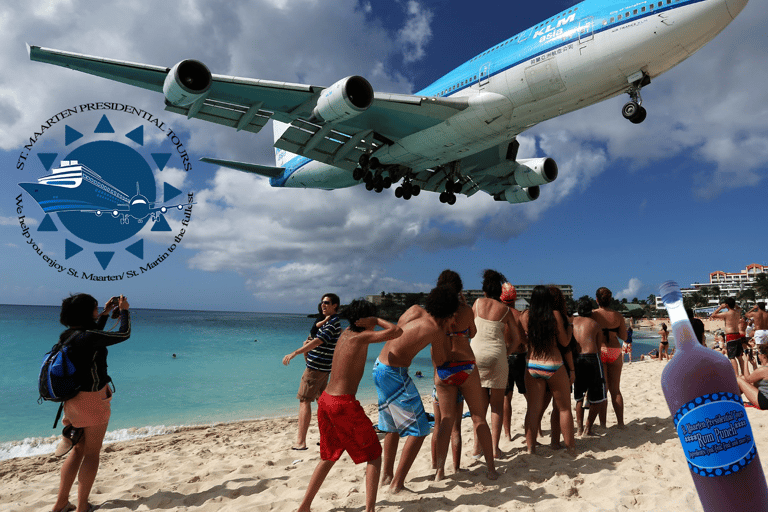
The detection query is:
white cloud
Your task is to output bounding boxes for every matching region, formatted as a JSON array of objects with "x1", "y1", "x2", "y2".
[
  {"x1": 4, "y1": 1, "x2": 766, "y2": 309},
  {"x1": 397, "y1": 1, "x2": 433, "y2": 63},
  {"x1": 617, "y1": 278, "x2": 643, "y2": 300}
]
